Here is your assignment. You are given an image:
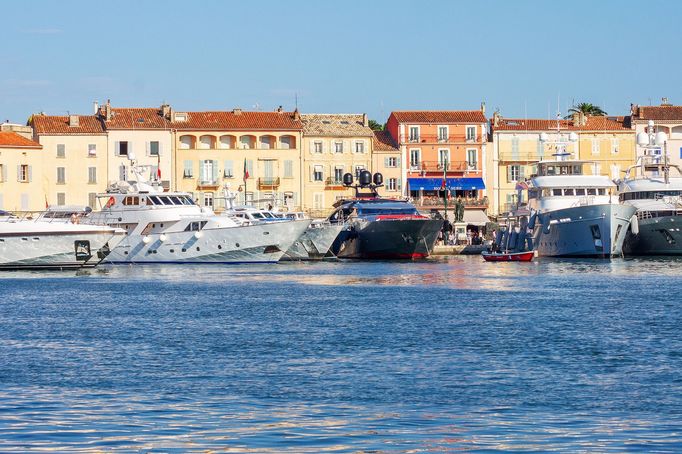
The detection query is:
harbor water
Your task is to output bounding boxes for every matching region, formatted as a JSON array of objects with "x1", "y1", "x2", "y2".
[{"x1": 1, "y1": 257, "x2": 681, "y2": 452}]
